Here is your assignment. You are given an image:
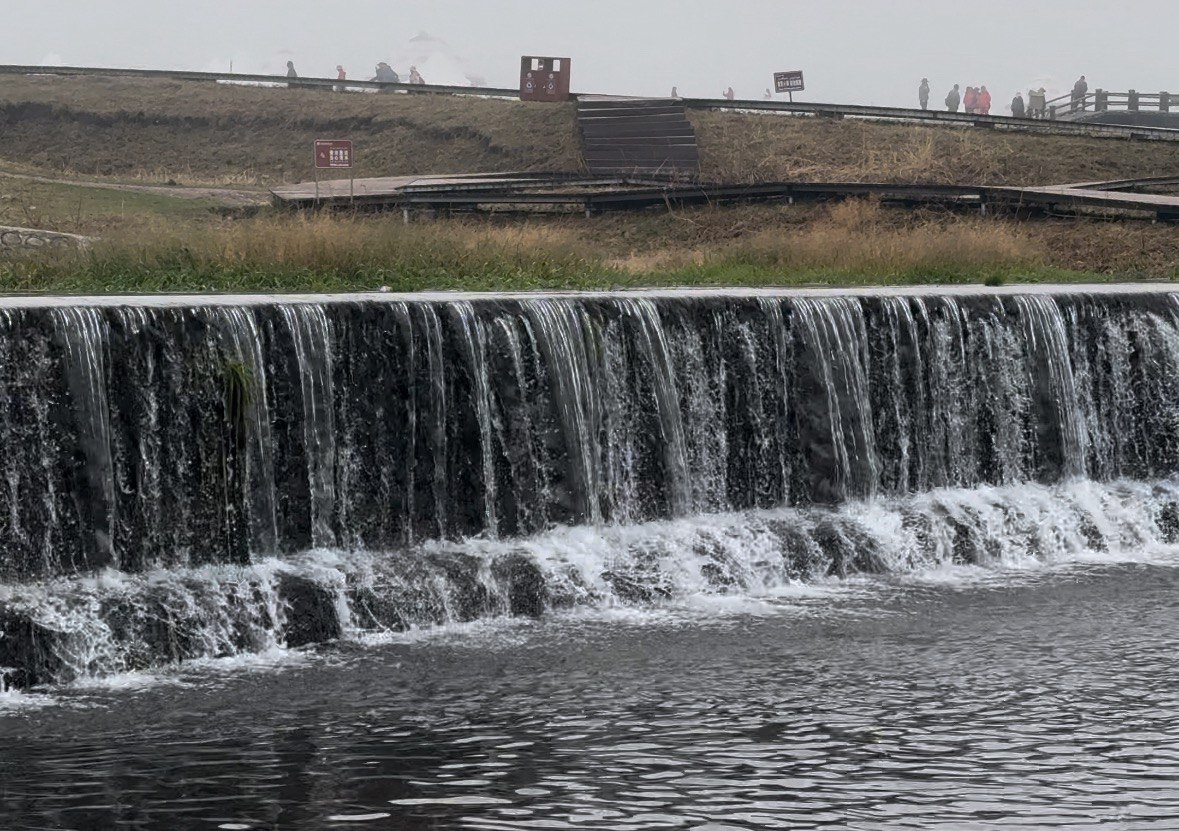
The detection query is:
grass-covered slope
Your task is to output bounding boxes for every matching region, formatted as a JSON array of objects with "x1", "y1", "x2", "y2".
[
  {"x1": 0, "y1": 76, "x2": 581, "y2": 184},
  {"x1": 1, "y1": 74, "x2": 1178, "y2": 293}
]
